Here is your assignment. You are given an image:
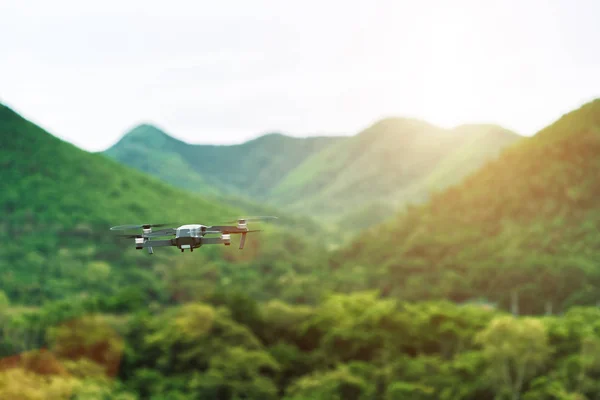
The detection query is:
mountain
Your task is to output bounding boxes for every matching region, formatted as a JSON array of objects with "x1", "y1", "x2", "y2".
[
  {"x1": 271, "y1": 118, "x2": 521, "y2": 219},
  {"x1": 4, "y1": 100, "x2": 600, "y2": 400},
  {"x1": 103, "y1": 119, "x2": 520, "y2": 231},
  {"x1": 100, "y1": 124, "x2": 221, "y2": 195},
  {"x1": 0, "y1": 114, "x2": 235, "y2": 230},
  {"x1": 0, "y1": 103, "x2": 233, "y2": 304},
  {"x1": 0, "y1": 103, "x2": 327, "y2": 307},
  {"x1": 422, "y1": 124, "x2": 522, "y2": 191},
  {"x1": 102, "y1": 124, "x2": 345, "y2": 197},
  {"x1": 333, "y1": 98, "x2": 600, "y2": 314}
]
